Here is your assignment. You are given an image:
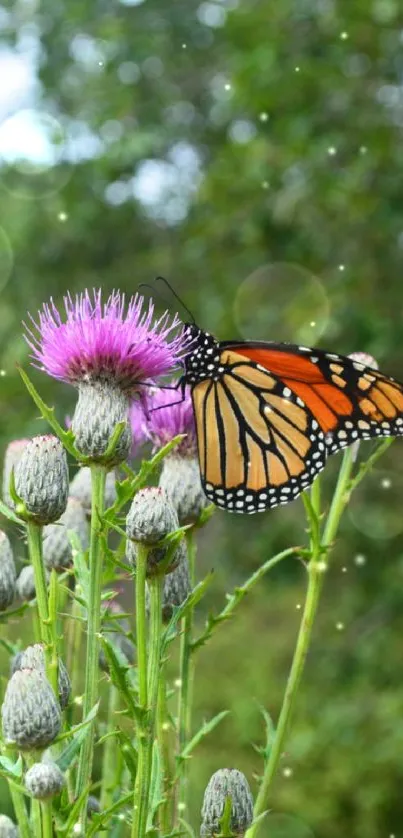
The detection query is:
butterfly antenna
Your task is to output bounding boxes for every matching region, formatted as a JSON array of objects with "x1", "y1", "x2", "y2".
[{"x1": 155, "y1": 276, "x2": 196, "y2": 324}]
